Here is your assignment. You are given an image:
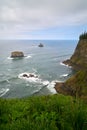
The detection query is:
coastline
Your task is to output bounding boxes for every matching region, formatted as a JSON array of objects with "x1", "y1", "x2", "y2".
[{"x1": 54, "y1": 61, "x2": 73, "y2": 95}]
